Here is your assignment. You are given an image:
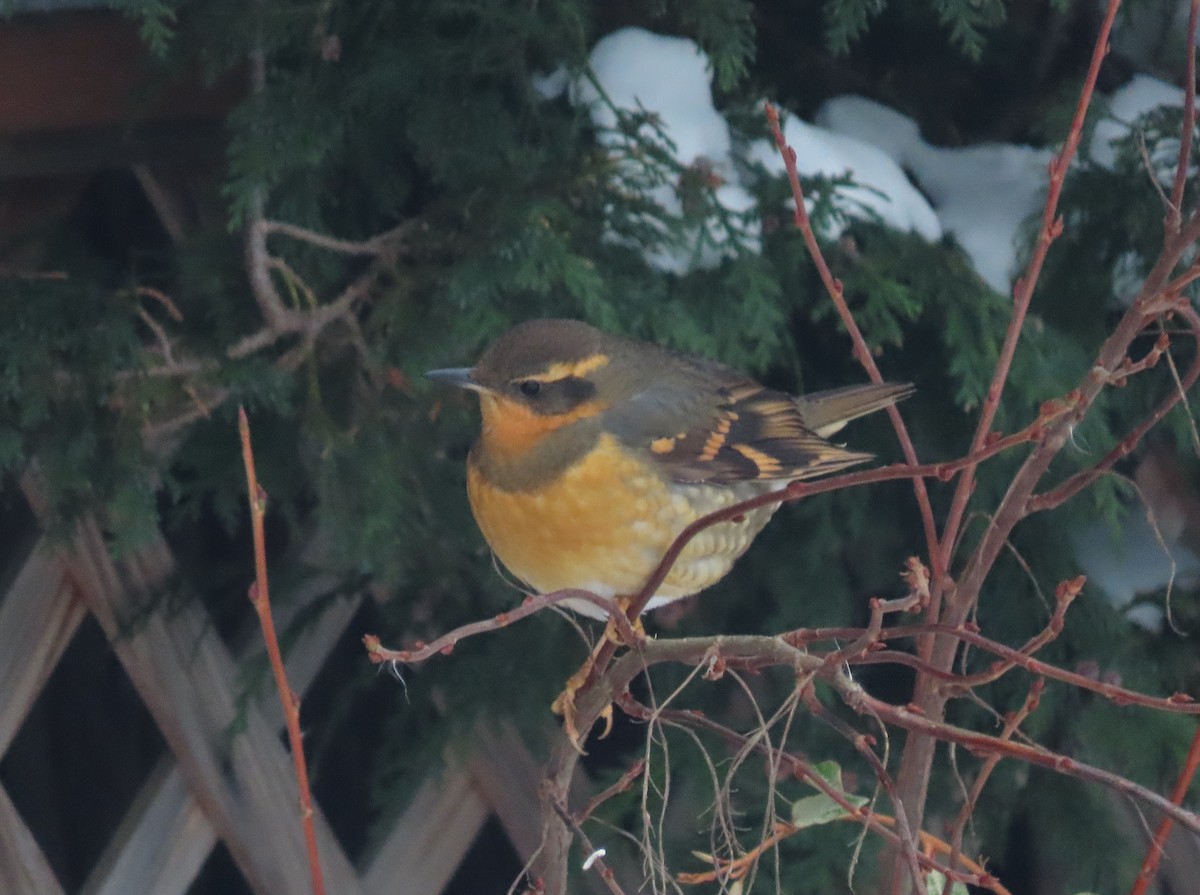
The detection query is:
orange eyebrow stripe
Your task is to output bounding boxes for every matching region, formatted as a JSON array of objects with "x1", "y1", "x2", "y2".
[{"x1": 526, "y1": 353, "x2": 611, "y2": 382}]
